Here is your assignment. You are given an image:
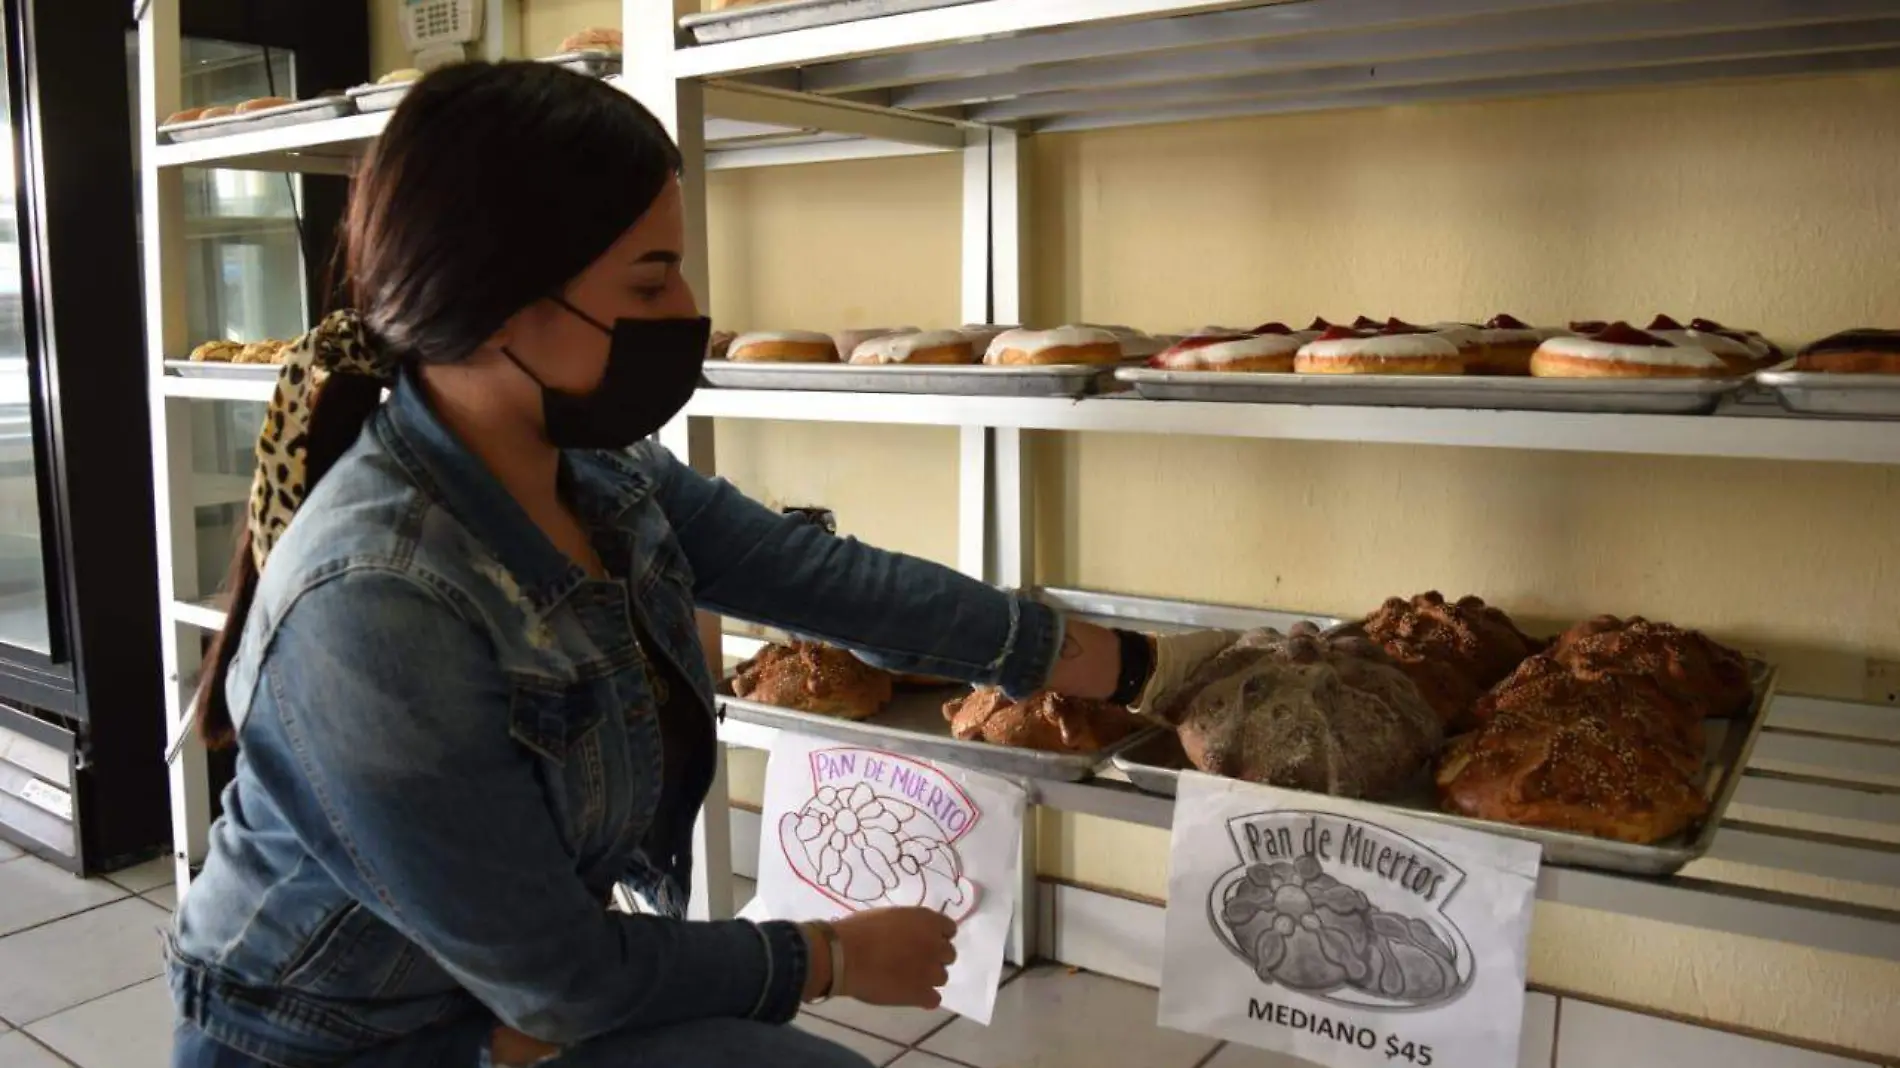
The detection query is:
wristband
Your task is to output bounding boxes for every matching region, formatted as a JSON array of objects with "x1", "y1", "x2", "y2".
[
  {"x1": 804, "y1": 920, "x2": 845, "y2": 1003},
  {"x1": 1107, "y1": 628, "x2": 1156, "y2": 707}
]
